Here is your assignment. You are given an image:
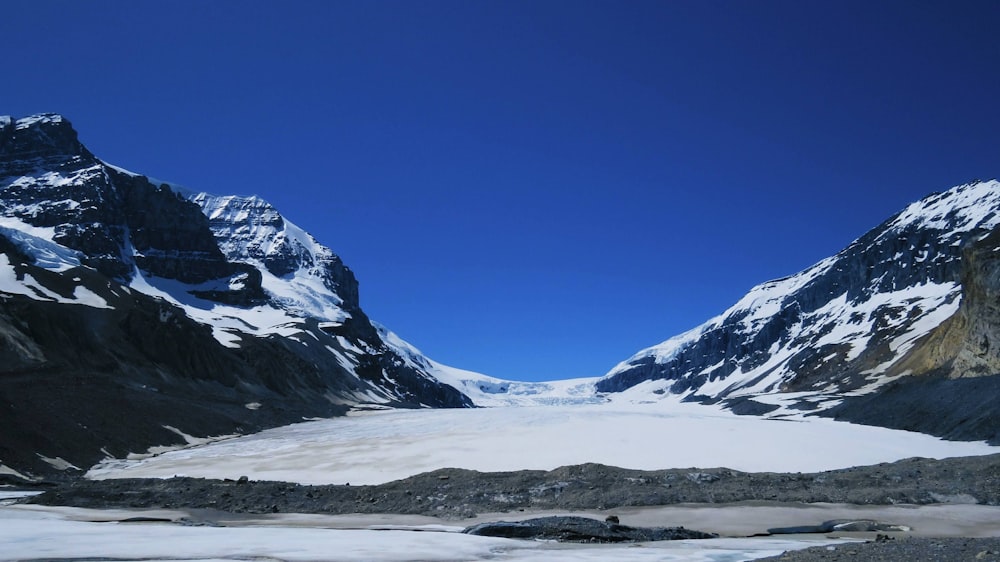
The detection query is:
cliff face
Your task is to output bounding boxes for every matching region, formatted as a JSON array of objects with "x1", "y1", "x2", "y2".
[
  {"x1": 820, "y1": 227, "x2": 1000, "y2": 443},
  {"x1": 0, "y1": 115, "x2": 239, "y2": 283},
  {"x1": 0, "y1": 114, "x2": 470, "y2": 480},
  {"x1": 915, "y1": 227, "x2": 1000, "y2": 378}
]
